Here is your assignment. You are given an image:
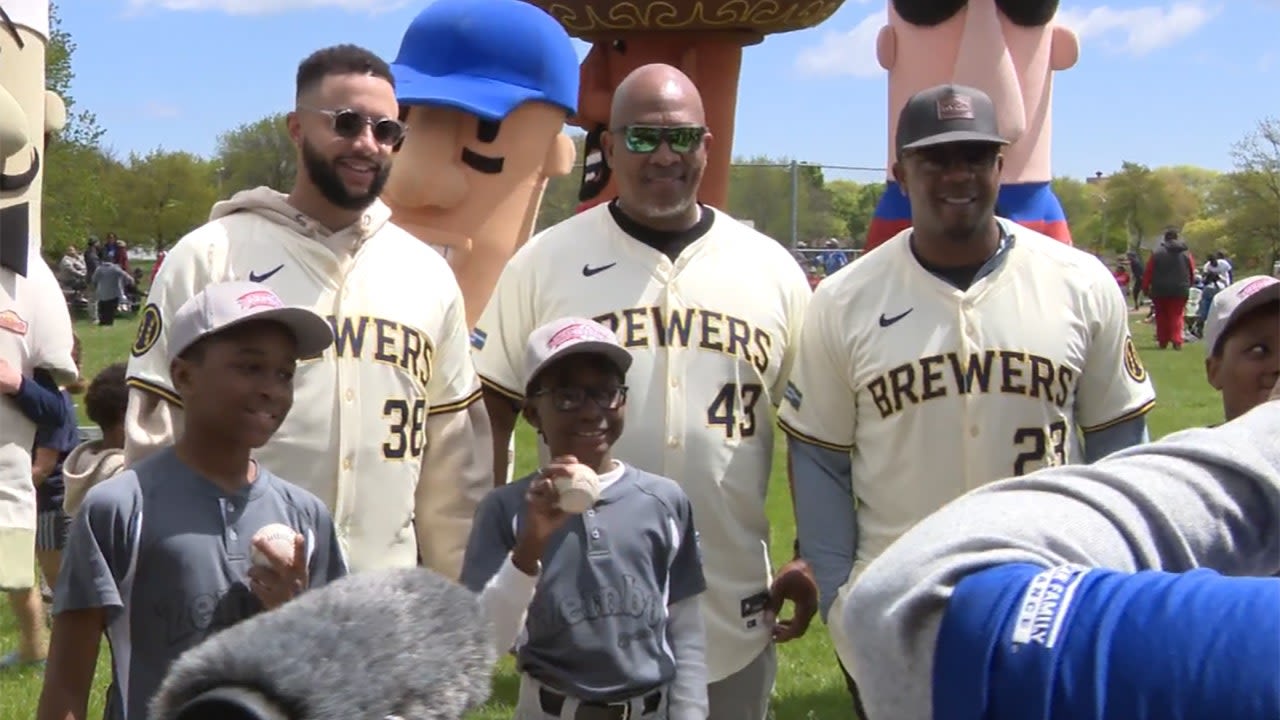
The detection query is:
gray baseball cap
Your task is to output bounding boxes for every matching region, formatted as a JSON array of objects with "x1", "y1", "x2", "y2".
[
  {"x1": 1203, "y1": 275, "x2": 1280, "y2": 357},
  {"x1": 168, "y1": 281, "x2": 334, "y2": 362},
  {"x1": 523, "y1": 317, "x2": 632, "y2": 395},
  {"x1": 896, "y1": 84, "x2": 1008, "y2": 152}
]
